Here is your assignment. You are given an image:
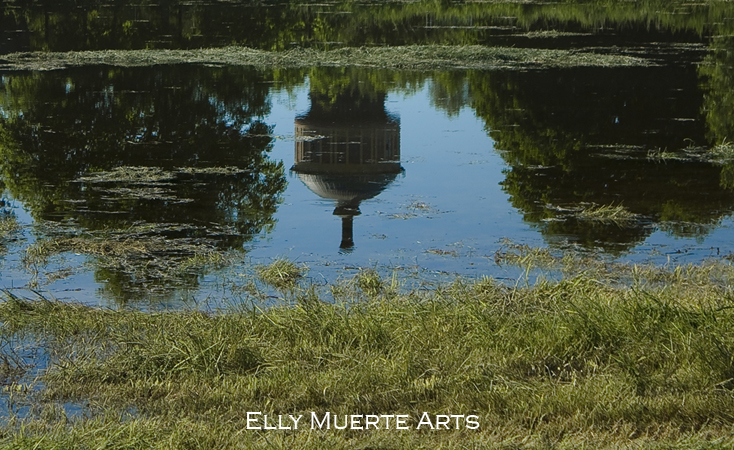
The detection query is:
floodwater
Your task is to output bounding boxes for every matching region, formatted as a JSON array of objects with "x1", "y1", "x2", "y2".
[{"x1": 2, "y1": 1, "x2": 734, "y2": 307}]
